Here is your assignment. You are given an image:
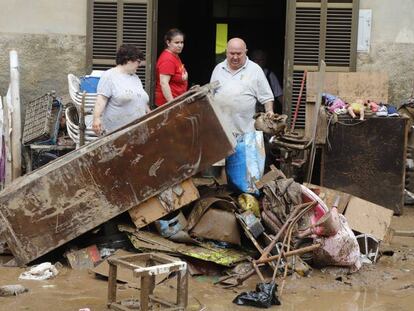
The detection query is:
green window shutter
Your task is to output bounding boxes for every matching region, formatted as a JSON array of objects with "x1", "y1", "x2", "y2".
[
  {"x1": 87, "y1": 0, "x2": 155, "y2": 92},
  {"x1": 284, "y1": 0, "x2": 359, "y2": 129}
]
